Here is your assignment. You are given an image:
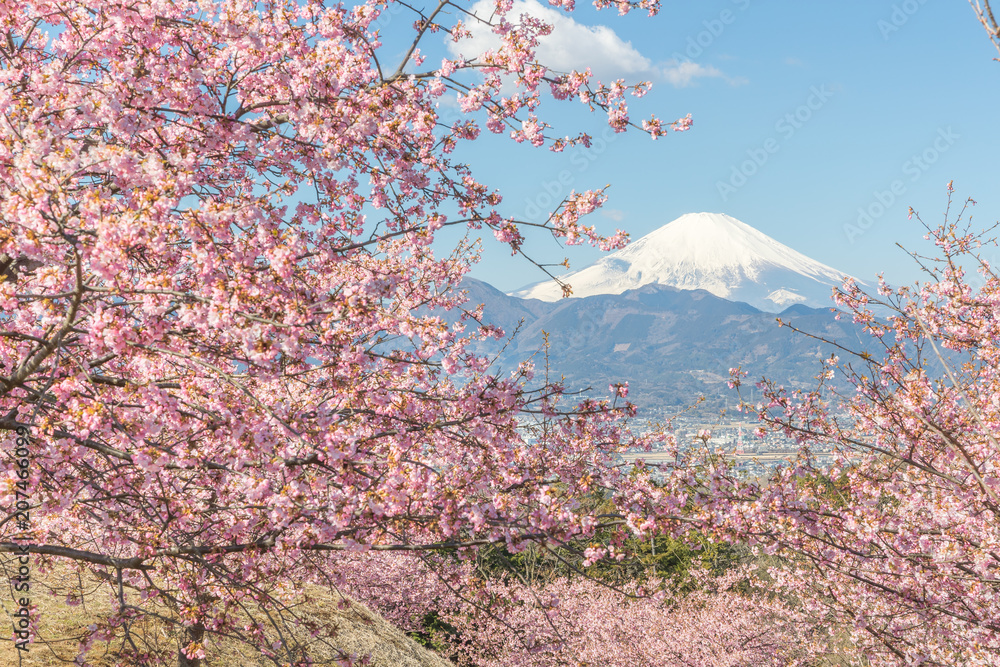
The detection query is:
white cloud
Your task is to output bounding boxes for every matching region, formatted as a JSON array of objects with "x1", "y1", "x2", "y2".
[
  {"x1": 450, "y1": 0, "x2": 651, "y2": 82},
  {"x1": 656, "y1": 60, "x2": 724, "y2": 87},
  {"x1": 450, "y1": 1, "x2": 744, "y2": 88},
  {"x1": 655, "y1": 60, "x2": 747, "y2": 87}
]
